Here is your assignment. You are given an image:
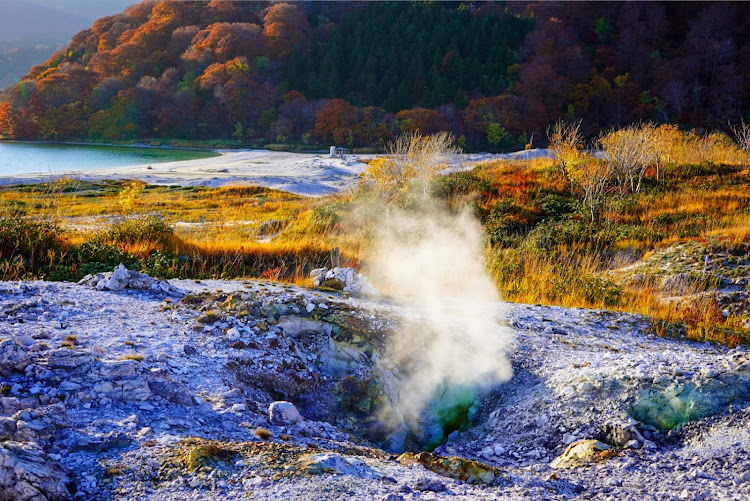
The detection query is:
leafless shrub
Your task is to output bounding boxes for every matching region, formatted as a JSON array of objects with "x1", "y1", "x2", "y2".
[
  {"x1": 731, "y1": 118, "x2": 750, "y2": 153},
  {"x1": 599, "y1": 123, "x2": 657, "y2": 194}
]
